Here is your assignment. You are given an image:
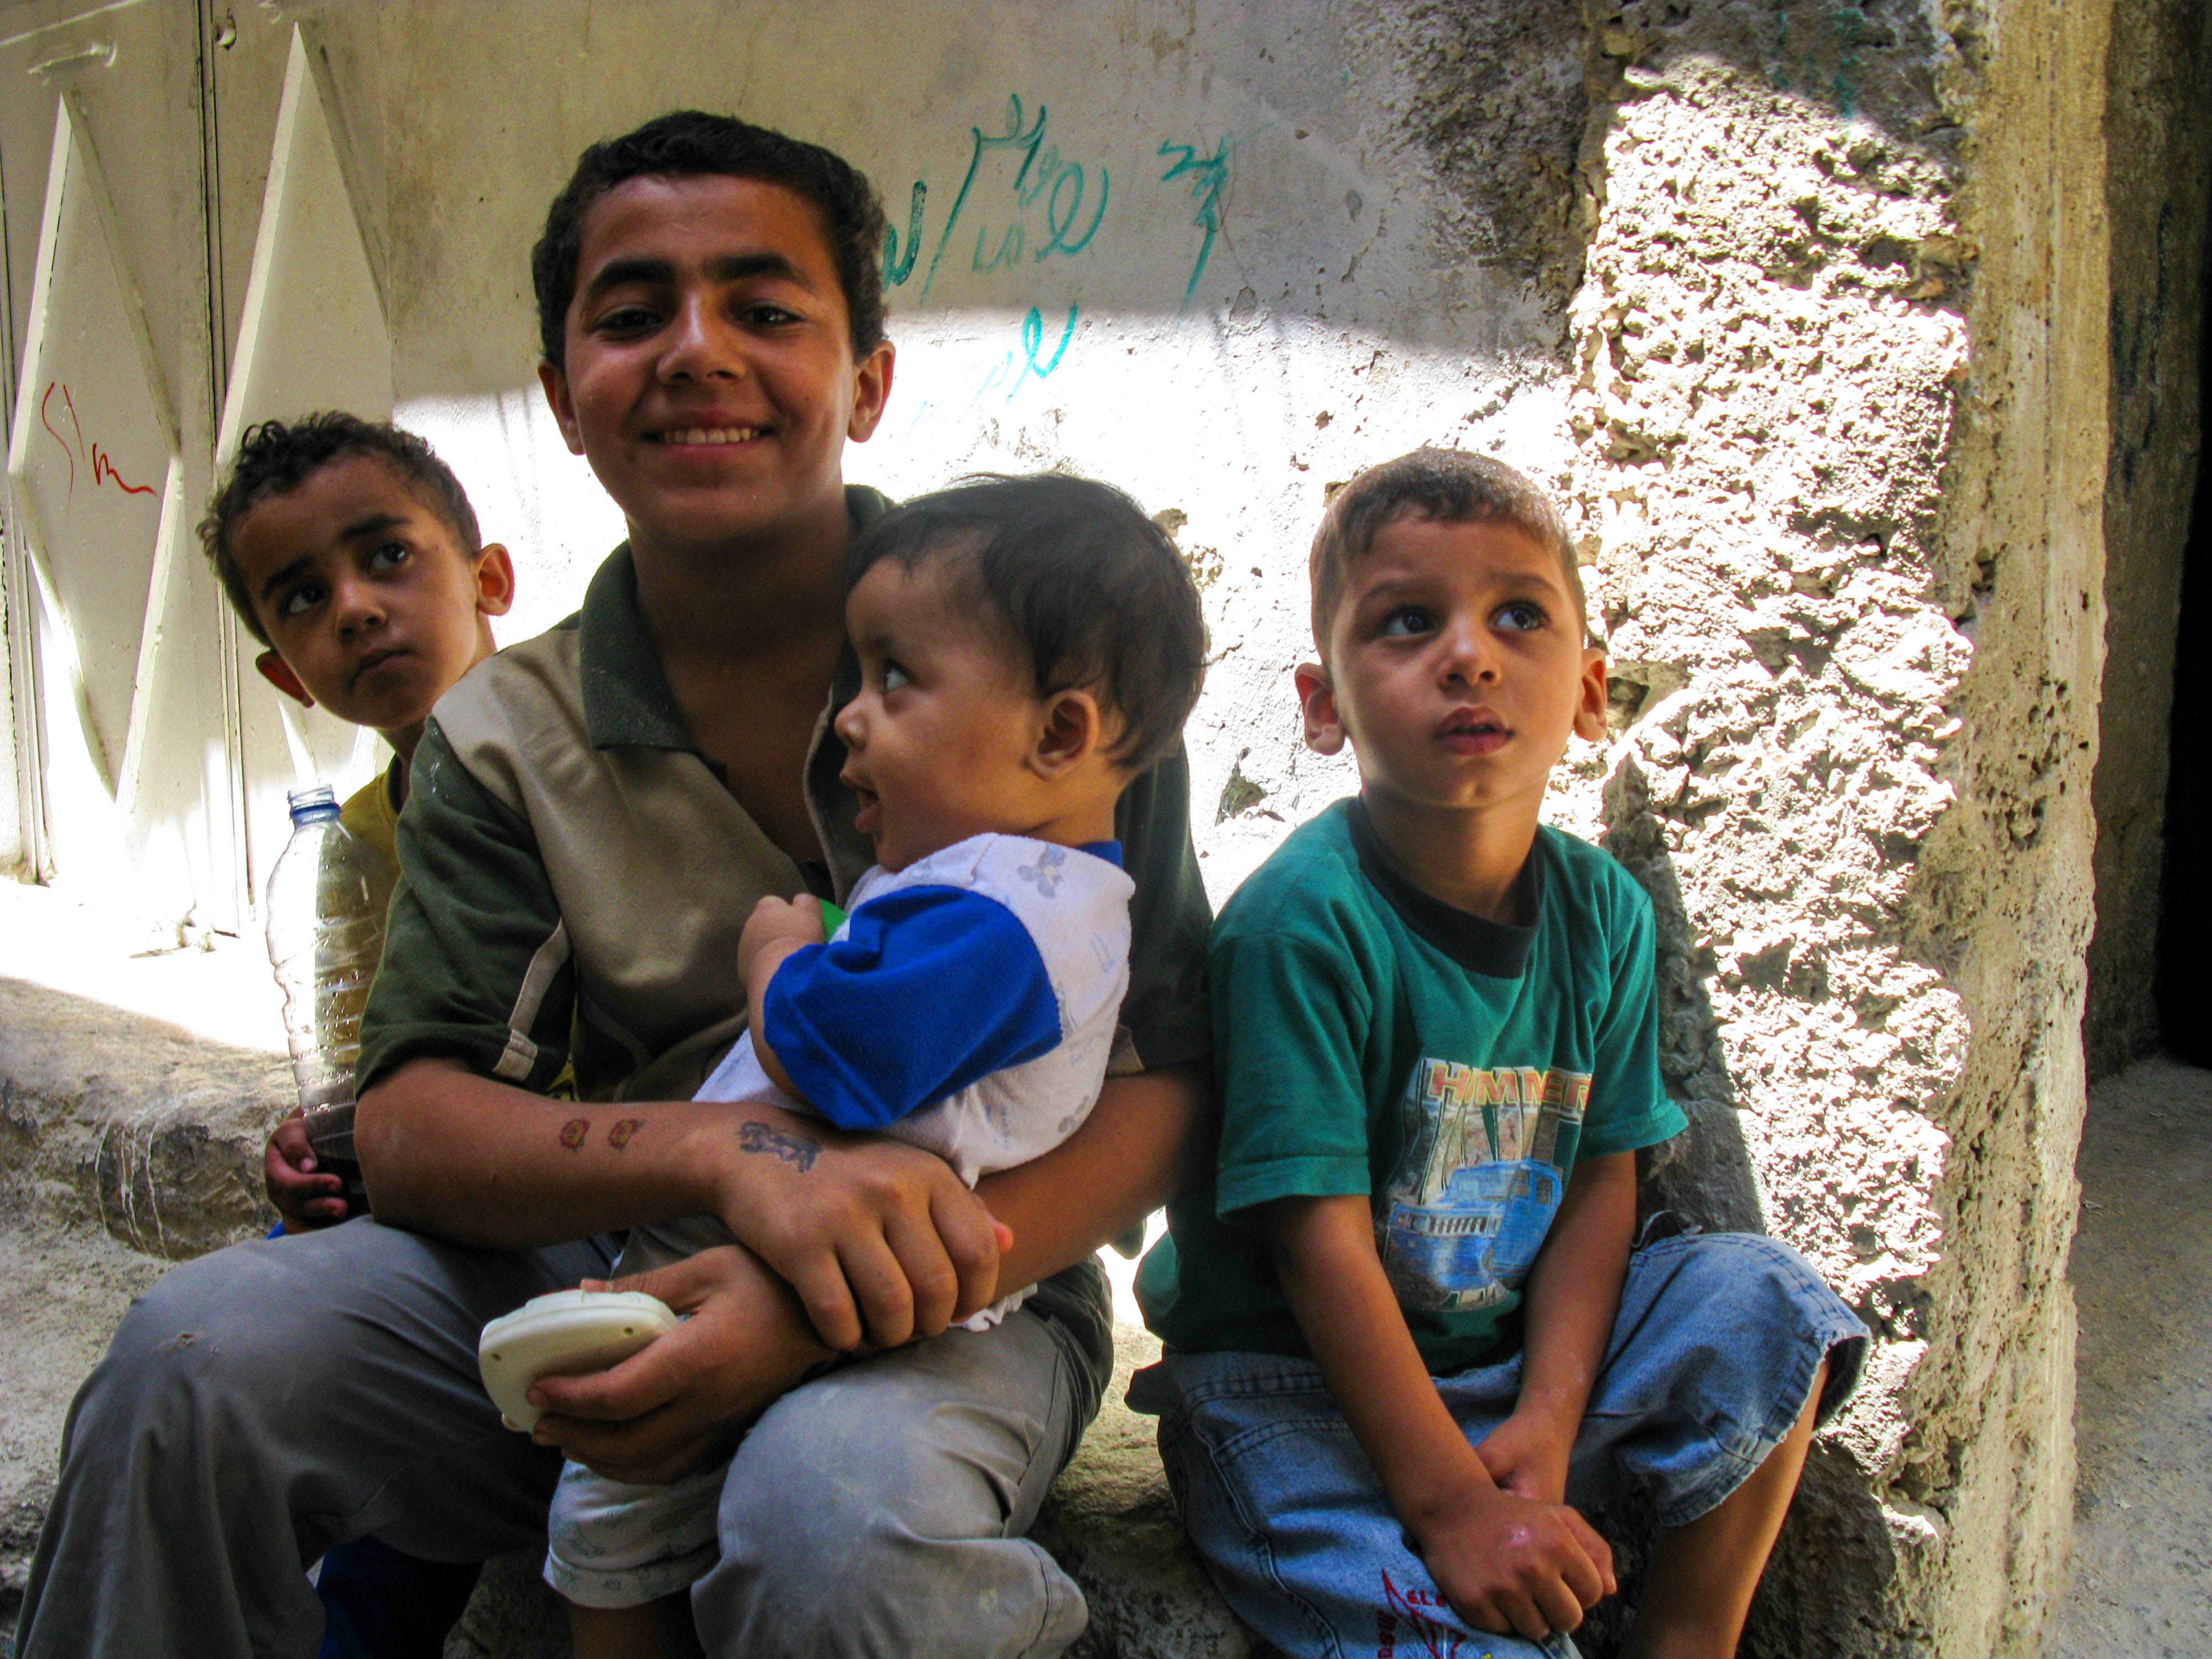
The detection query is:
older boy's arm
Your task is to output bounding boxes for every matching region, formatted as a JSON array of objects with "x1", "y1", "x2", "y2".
[
  {"x1": 1475, "y1": 1152, "x2": 1636, "y2": 1502},
  {"x1": 1269, "y1": 1194, "x2": 1616, "y2": 1644},
  {"x1": 524, "y1": 1063, "x2": 1206, "y2": 1486},
  {"x1": 357, "y1": 1060, "x2": 1001, "y2": 1352},
  {"x1": 976, "y1": 1061, "x2": 1209, "y2": 1291}
]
